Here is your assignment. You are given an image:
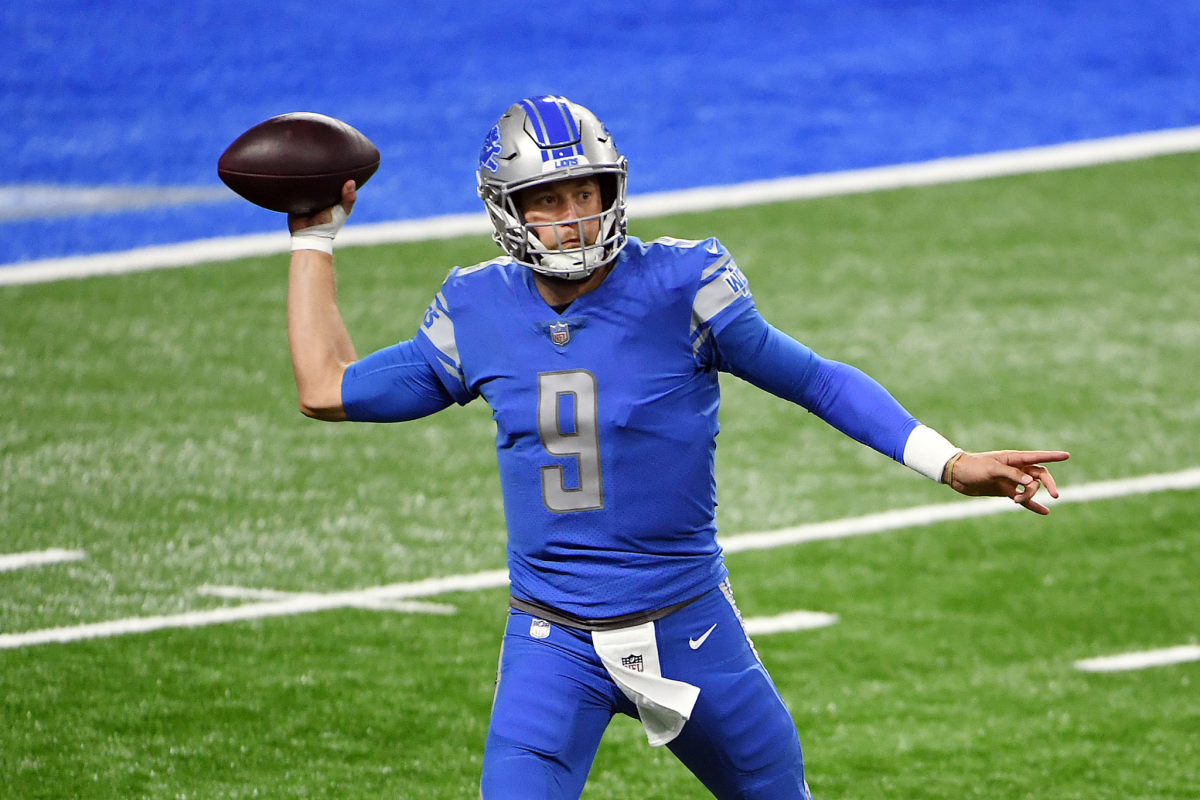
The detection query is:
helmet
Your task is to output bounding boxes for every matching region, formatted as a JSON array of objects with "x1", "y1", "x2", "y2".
[{"x1": 477, "y1": 96, "x2": 628, "y2": 280}]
